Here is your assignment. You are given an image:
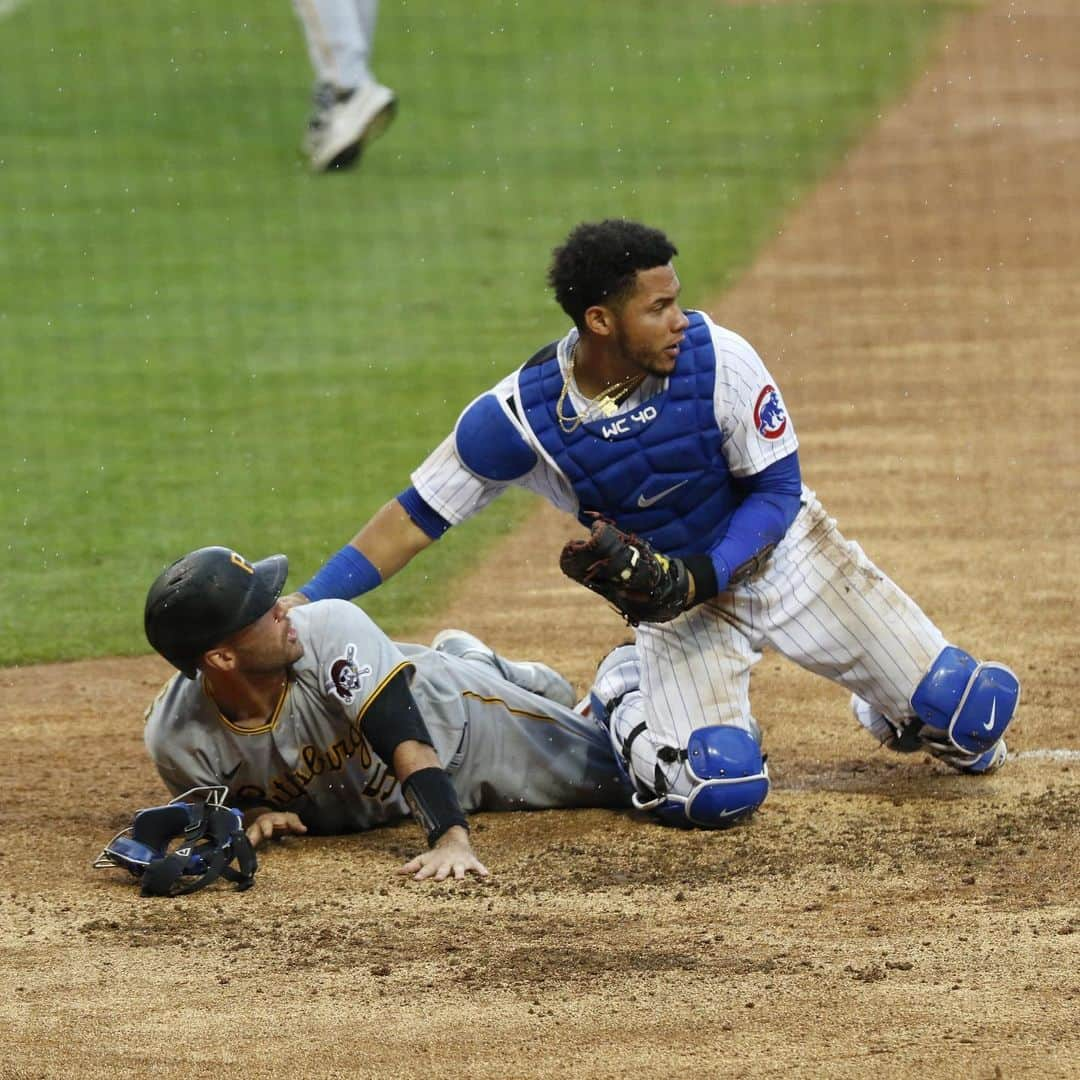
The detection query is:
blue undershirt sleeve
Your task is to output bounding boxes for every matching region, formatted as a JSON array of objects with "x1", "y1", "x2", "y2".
[
  {"x1": 396, "y1": 486, "x2": 451, "y2": 540},
  {"x1": 708, "y1": 451, "x2": 802, "y2": 594}
]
